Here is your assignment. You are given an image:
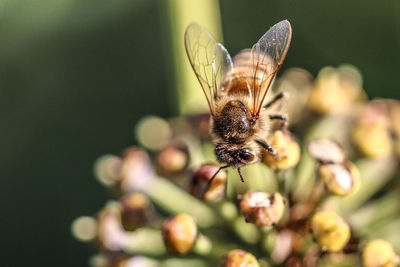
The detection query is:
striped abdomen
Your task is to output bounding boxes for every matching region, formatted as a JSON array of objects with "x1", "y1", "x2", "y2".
[{"x1": 221, "y1": 49, "x2": 272, "y2": 97}]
